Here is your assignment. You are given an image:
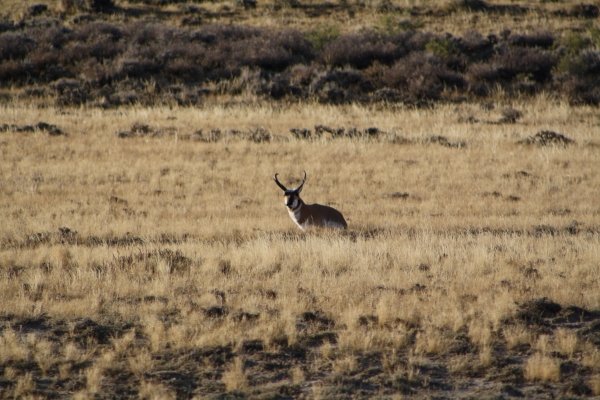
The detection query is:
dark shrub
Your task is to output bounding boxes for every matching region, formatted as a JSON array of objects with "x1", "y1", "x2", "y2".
[
  {"x1": 322, "y1": 32, "x2": 404, "y2": 69},
  {"x1": 27, "y1": 4, "x2": 49, "y2": 17},
  {"x1": 320, "y1": 30, "x2": 434, "y2": 69},
  {"x1": 73, "y1": 21, "x2": 123, "y2": 42},
  {"x1": 126, "y1": 0, "x2": 188, "y2": 4},
  {"x1": 0, "y1": 60, "x2": 33, "y2": 84},
  {"x1": 471, "y1": 47, "x2": 556, "y2": 85},
  {"x1": 38, "y1": 26, "x2": 74, "y2": 49},
  {"x1": 372, "y1": 87, "x2": 403, "y2": 102},
  {"x1": 562, "y1": 50, "x2": 600, "y2": 105},
  {"x1": 0, "y1": 20, "x2": 14, "y2": 34},
  {"x1": 569, "y1": 4, "x2": 599, "y2": 18},
  {"x1": 79, "y1": 60, "x2": 113, "y2": 84},
  {"x1": 58, "y1": 42, "x2": 92, "y2": 65},
  {"x1": 309, "y1": 69, "x2": 372, "y2": 103},
  {"x1": 237, "y1": 30, "x2": 313, "y2": 71},
  {"x1": 29, "y1": 50, "x2": 68, "y2": 82},
  {"x1": 508, "y1": 31, "x2": 554, "y2": 48},
  {"x1": 89, "y1": 0, "x2": 115, "y2": 12},
  {"x1": 560, "y1": 49, "x2": 600, "y2": 77},
  {"x1": 306, "y1": 25, "x2": 340, "y2": 51},
  {"x1": 116, "y1": 58, "x2": 164, "y2": 80},
  {"x1": 52, "y1": 78, "x2": 89, "y2": 105},
  {"x1": 575, "y1": 50, "x2": 600, "y2": 76},
  {"x1": 456, "y1": 31, "x2": 496, "y2": 62},
  {"x1": 500, "y1": 47, "x2": 556, "y2": 83},
  {"x1": 260, "y1": 72, "x2": 304, "y2": 99},
  {"x1": 195, "y1": 25, "x2": 262, "y2": 42},
  {"x1": 62, "y1": 0, "x2": 115, "y2": 12},
  {"x1": 556, "y1": 32, "x2": 593, "y2": 74},
  {"x1": 425, "y1": 35, "x2": 468, "y2": 71},
  {"x1": 405, "y1": 31, "x2": 435, "y2": 52},
  {"x1": 123, "y1": 22, "x2": 173, "y2": 48},
  {"x1": 0, "y1": 32, "x2": 35, "y2": 60},
  {"x1": 363, "y1": 61, "x2": 389, "y2": 88},
  {"x1": 56, "y1": 29, "x2": 124, "y2": 63},
  {"x1": 1, "y1": 17, "x2": 598, "y2": 105},
  {"x1": 425, "y1": 36, "x2": 460, "y2": 59},
  {"x1": 289, "y1": 64, "x2": 318, "y2": 87},
  {"x1": 449, "y1": 0, "x2": 490, "y2": 12},
  {"x1": 164, "y1": 58, "x2": 204, "y2": 81},
  {"x1": 106, "y1": 90, "x2": 139, "y2": 106},
  {"x1": 565, "y1": 78, "x2": 600, "y2": 105},
  {"x1": 194, "y1": 27, "x2": 312, "y2": 79},
  {"x1": 384, "y1": 53, "x2": 466, "y2": 102},
  {"x1": 86, "y1": 37, "x2": 125, "y2": 60},
  {"x1": 468, "y1": 62, "x2": 510, "y2": 83}
]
